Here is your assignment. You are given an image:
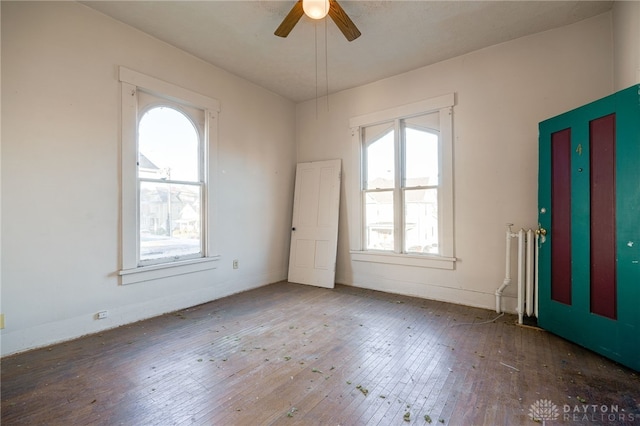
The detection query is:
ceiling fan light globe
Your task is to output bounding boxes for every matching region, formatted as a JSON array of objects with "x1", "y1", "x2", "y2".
[{"x1": 303, "y1": 0, "x2": 330, "y2": 20}]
